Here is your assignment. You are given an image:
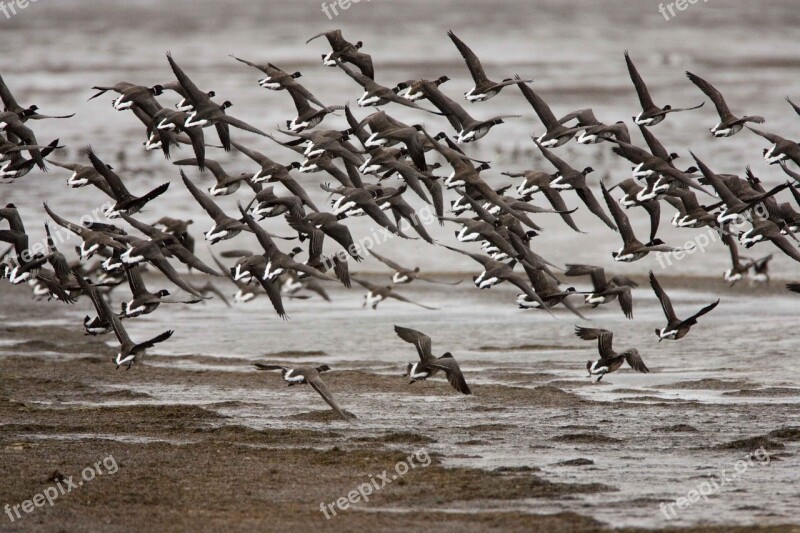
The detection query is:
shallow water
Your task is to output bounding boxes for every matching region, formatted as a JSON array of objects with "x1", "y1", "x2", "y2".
[
  {"x1": 2, "y1": 0, "x2": 800, "y2": 528},
  {"x1": 0, "y1": 279, "x2": 786, "y2": 528}
]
